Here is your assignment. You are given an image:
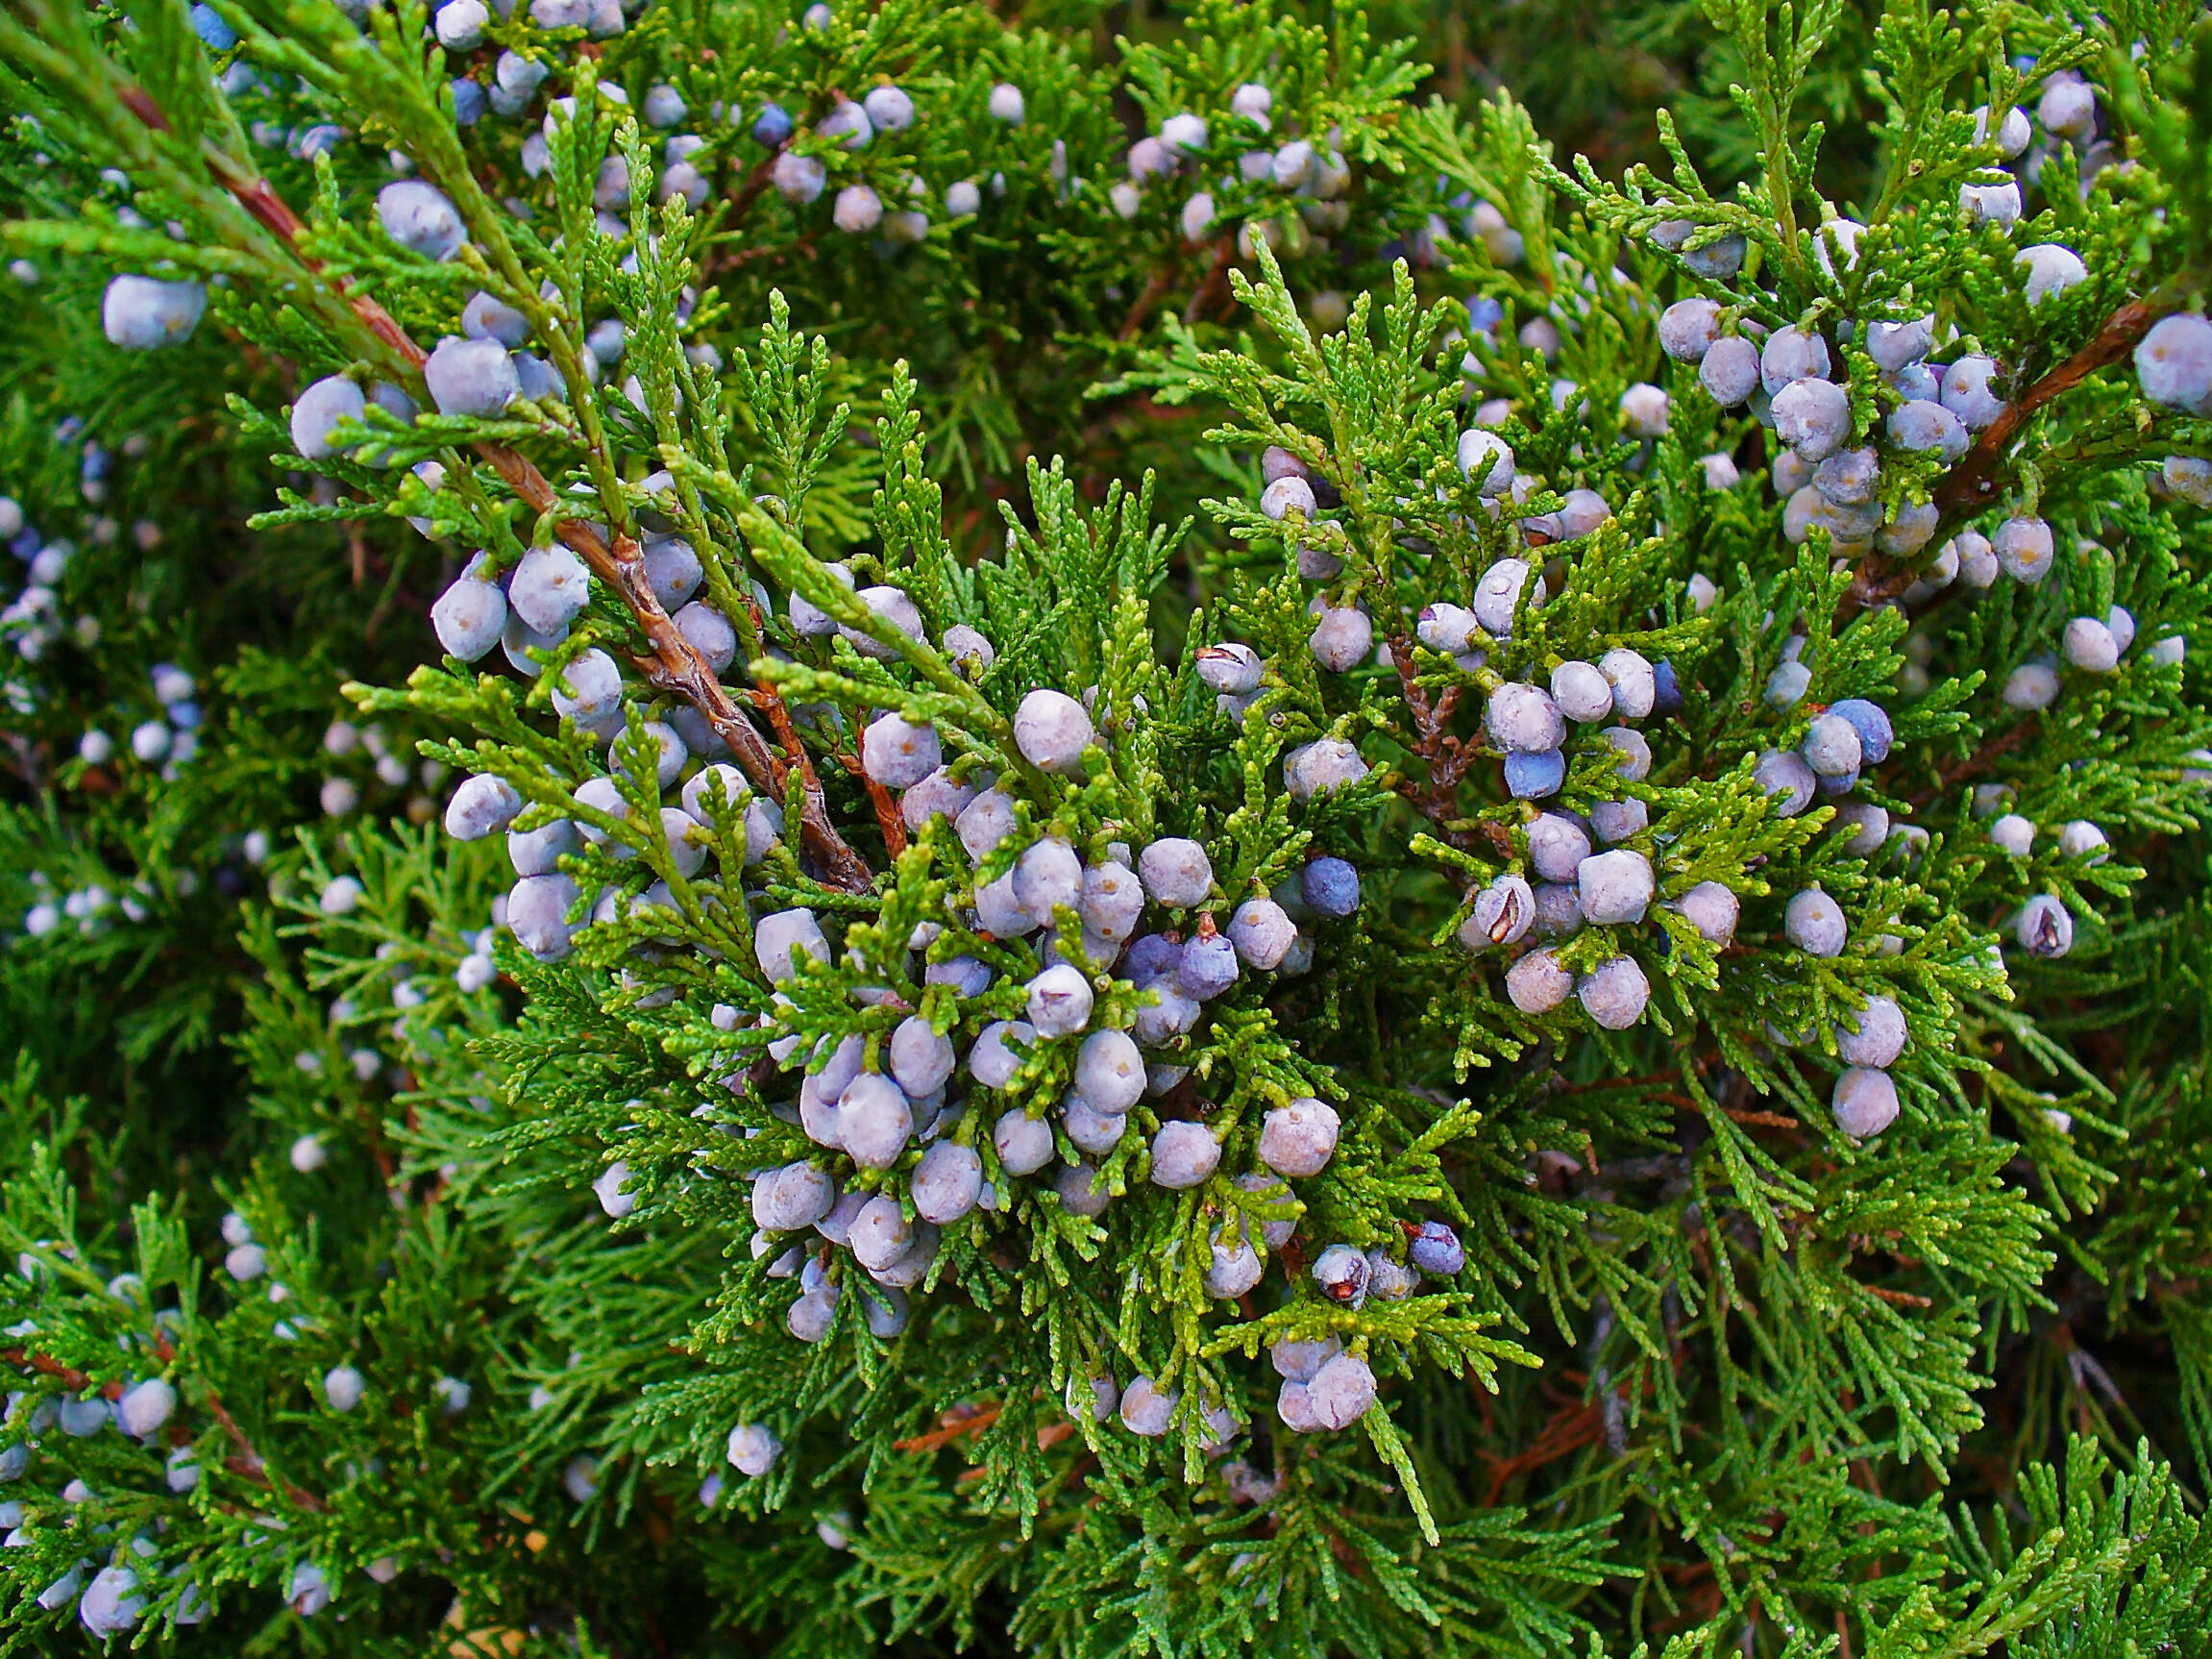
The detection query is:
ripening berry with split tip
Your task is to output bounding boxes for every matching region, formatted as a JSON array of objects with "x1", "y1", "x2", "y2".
[
  {"x1": 1259, "y1": 1097, "x2": 1339, "y2": 1177},
  {"x1": 1832, "y1": 1067, "x2": 1900, "y2": 1137},
  {"x1": 1312, "y1": 1243, "x2": 1368, "y2": 1308},
  {"x1": 1014, "y1": 689, "x2": 1094, "y2": 774},
  {"x1": 1195, "y1": 641, "x2": 1263, "y2": 694},
  {"x1": 1460, "y1": 873, "x2": 1535, "y2": 951},
  {"x1": 2016, "y1": 894, "x2": 2074, "y2": 957}
]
